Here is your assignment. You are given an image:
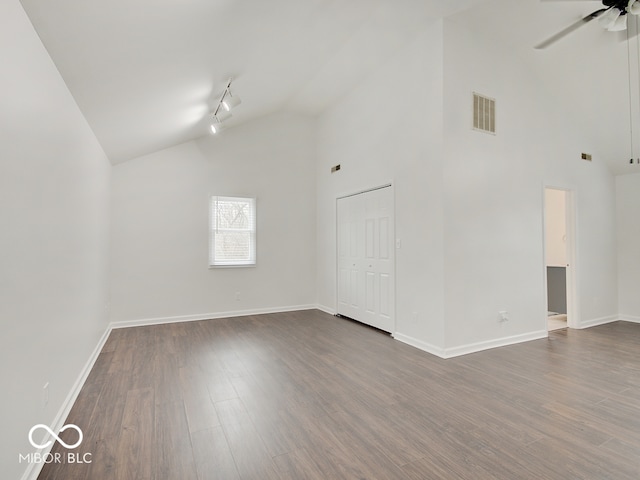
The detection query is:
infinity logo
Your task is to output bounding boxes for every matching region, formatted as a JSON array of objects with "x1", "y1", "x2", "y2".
[{"x1": 28, "y1": 424, "x2": 83, "y2": 450}]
